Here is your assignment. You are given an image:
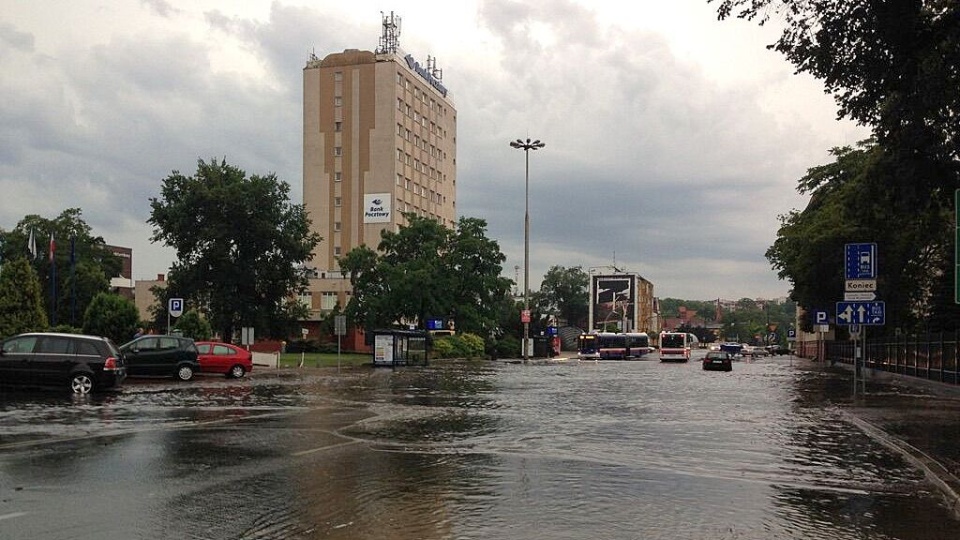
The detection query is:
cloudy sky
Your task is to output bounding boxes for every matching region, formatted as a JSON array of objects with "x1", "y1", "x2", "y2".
[{"x1": 1, "y1": 0, "x2": 868, "y2": 301}]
